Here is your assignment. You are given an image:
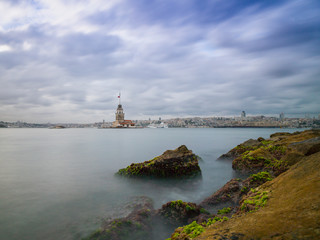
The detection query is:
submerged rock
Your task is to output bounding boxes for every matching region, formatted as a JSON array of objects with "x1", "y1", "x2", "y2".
[
  {"x1": 84, "y1": 197, "x2": 154, "y2": 240},
  {"x1": 116, "y1": 145, "x2": 201, "y2": 178}
]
